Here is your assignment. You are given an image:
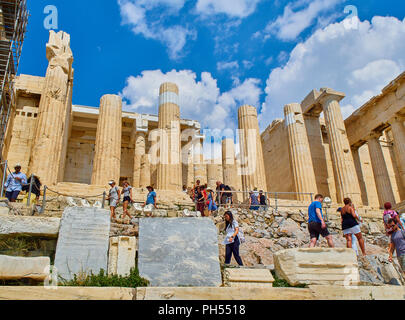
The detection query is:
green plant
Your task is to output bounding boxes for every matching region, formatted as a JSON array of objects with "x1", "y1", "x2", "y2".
[
  {"x1": 60, "y1": 268, "x2": 149, "y2": 288},
  {"x1": 271, "y1": 271, "x2": 307, "y2": 288}
]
